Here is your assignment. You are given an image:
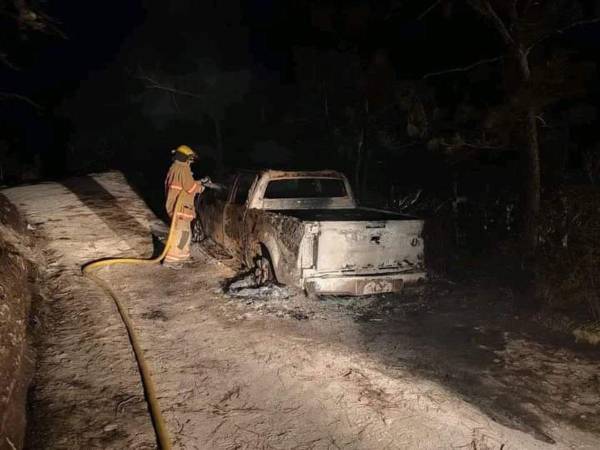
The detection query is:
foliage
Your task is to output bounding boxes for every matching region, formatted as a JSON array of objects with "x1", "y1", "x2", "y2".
[
  {"x1": 0, "y1": 0, "x2": 61, "y2": 69},
  {"x1": 137, "y1": 60, "x2": 251, "y2": 126},
  {"x1": 582, "y1": 144, "x2": 600, "y2": 185},
  {"x1": 136, "y1": 59, "x2": 251, "y2": 171},
  {"x1": 536, "y1": 186, "x2": 600, "y2": 319}
]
